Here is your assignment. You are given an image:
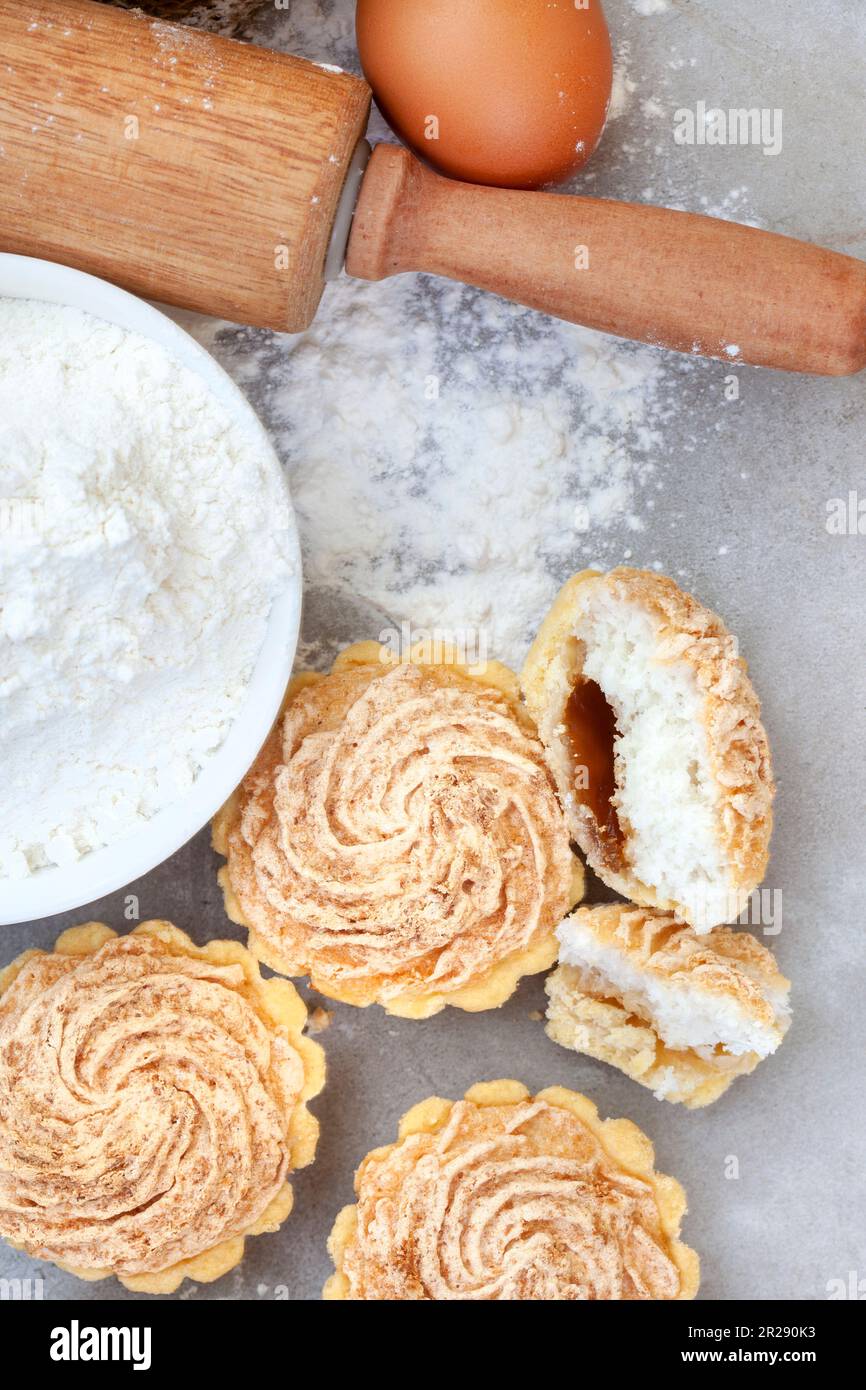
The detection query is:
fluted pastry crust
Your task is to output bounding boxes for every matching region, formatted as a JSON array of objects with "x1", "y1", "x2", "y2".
[
  {"x1": 0, "y1": 921, "x2": 324, "y2": 1293},
  {"x1": 546, "y1": 905, "x2": 791, "y2": 1108},
  {"x1": 521, "y1": 568, "x2": 774, "y2": 929},
  {"x1": 324, "y1": 1079, "x2": 698, "y2": 1300},
  {"x1": 214, "y1": 642, "x2": 583, "y2": 1017}
]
